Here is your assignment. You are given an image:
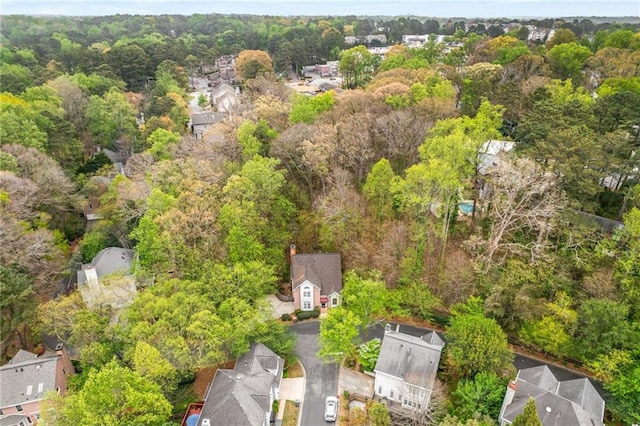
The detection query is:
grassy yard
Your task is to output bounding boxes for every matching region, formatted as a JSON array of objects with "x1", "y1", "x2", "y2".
[
  {"x1": 285, "y1": 360, "x2": 304, "y2": 378},
  {"x1": 282, "y1": 400, "x2": 300, "y2": 426}
]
